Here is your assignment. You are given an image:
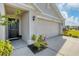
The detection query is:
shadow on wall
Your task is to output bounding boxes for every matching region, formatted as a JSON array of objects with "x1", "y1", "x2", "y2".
[{"x1": 47, "y1": 36, "x2": 67, "y2": 56}]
